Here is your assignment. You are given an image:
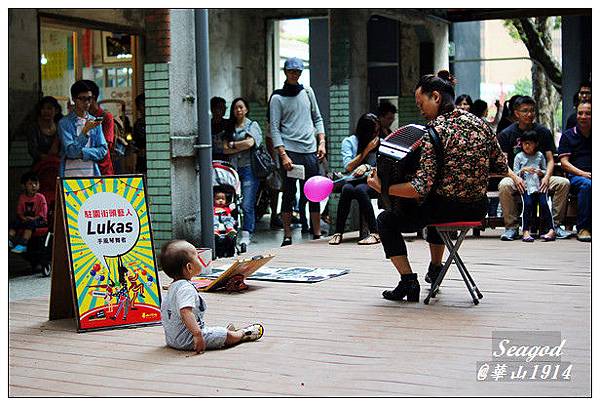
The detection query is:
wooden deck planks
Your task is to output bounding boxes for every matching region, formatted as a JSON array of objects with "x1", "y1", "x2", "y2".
[{"x1": 9, "y1": 235, "x2": 591, "y2": 396}]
